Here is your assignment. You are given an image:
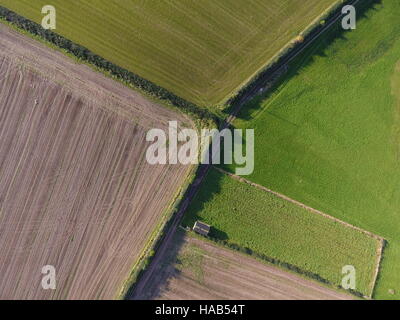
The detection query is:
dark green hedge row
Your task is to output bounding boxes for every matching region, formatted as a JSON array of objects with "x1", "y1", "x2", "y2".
[
  {"x1": 205, "y1": 233, "x2": 366, "y2": 298},
  {"x1": 209, "y1": 235, "x2": 330, "y2": 283},
  {"x1": 228, "y1": 0, "x2": 367, "y2": 107},
  {"x1": 0, "y1": 6, "x2": 217, "y2": 123}
]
